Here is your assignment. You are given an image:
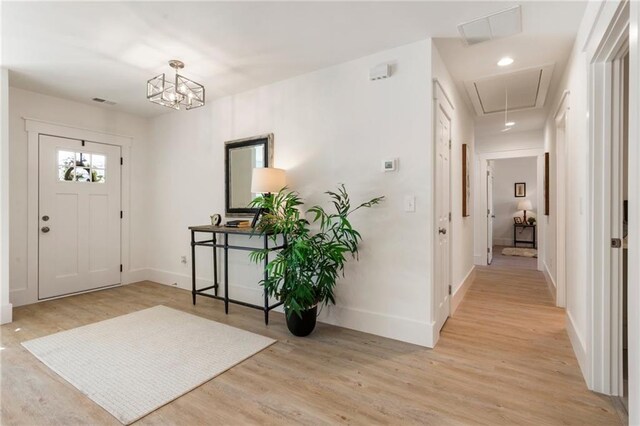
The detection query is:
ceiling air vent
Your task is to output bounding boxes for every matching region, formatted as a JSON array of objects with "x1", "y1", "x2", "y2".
[
  {"x1": 458, "y1": 6, "x2": 522, "y2": 45},
  {"x1": 92, "y1": 97, "x2": 117, "y2": 105}
]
